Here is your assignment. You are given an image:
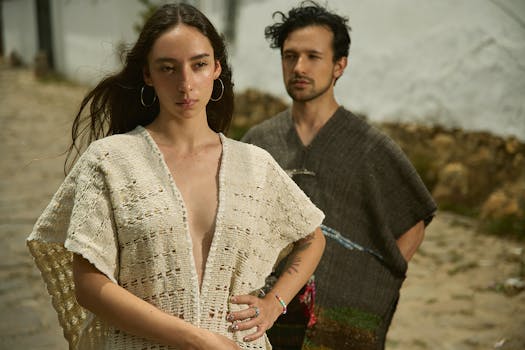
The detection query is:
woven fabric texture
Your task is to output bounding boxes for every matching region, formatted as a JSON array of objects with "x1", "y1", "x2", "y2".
[
  {"x1": 242, "y1": 107, "x2": 436, "y2": 349},
  {"x1": 27, "y1": 126, "x2": 324, "y2": 350}
]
